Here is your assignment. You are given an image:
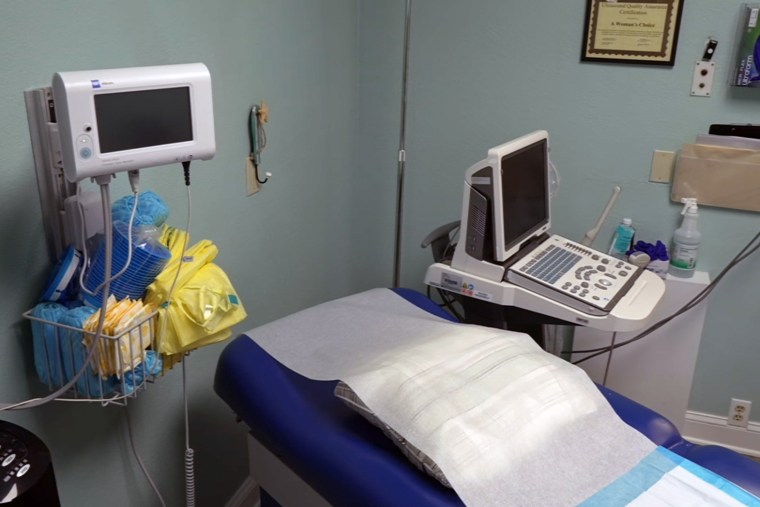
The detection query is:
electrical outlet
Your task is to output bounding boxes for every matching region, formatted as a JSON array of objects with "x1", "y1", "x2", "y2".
[
  {"x1": 691, "y1": 61, "x2": 715, "y2": 97},
  {"x1": 727, "y1": 398, "x2": 752, "y2": 428}
]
